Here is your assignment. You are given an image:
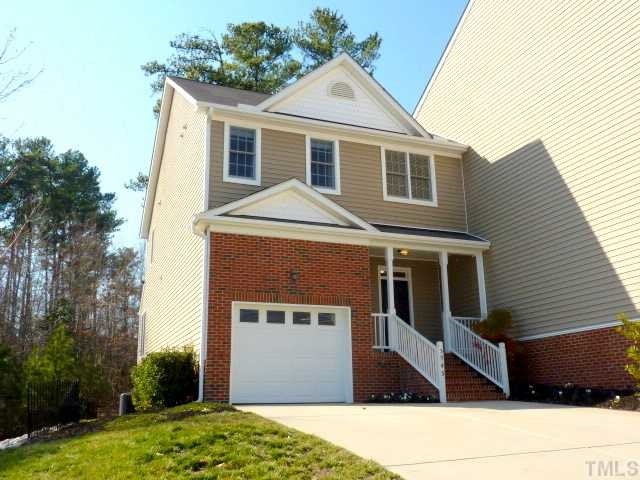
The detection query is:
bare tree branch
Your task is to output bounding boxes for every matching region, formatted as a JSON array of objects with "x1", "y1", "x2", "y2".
[{"x1": 0, "y1": 28, "x2": 41, "y2": 103}]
